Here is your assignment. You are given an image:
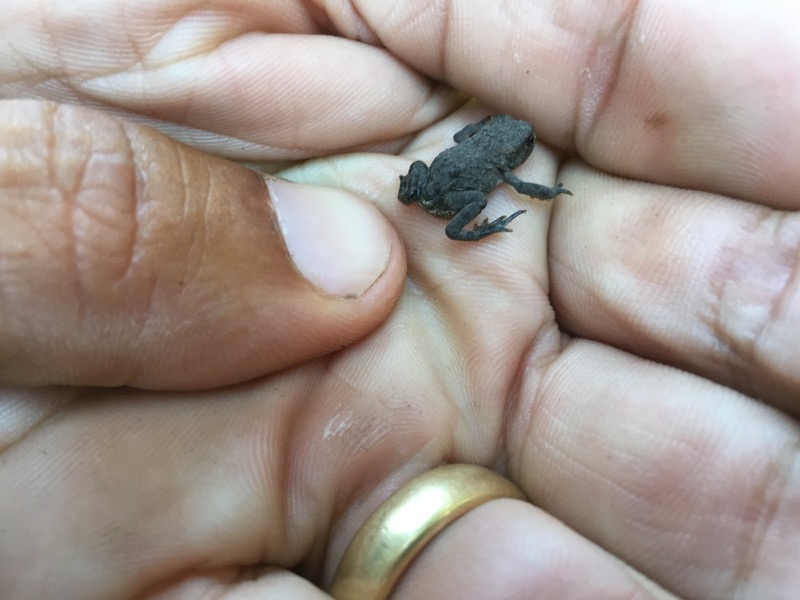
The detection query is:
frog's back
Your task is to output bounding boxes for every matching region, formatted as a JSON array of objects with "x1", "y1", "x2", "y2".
[{"x1": 424, "y1": 141, "x2": 504, "y2": 196}]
